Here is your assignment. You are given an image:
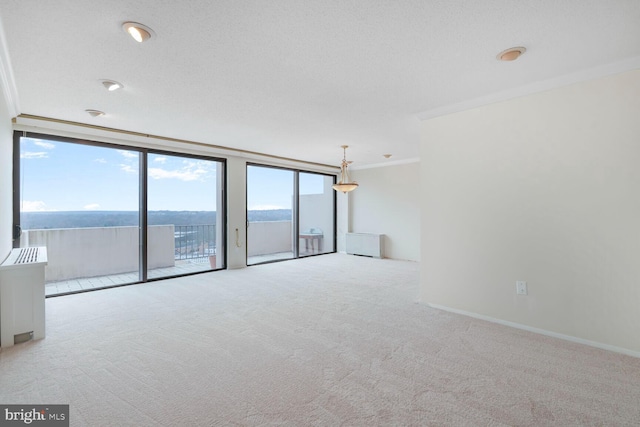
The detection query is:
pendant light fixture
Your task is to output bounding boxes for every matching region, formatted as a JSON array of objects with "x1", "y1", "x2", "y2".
[{"x1": 332, "y1": 145, "x2": 358, "y2": 193}]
